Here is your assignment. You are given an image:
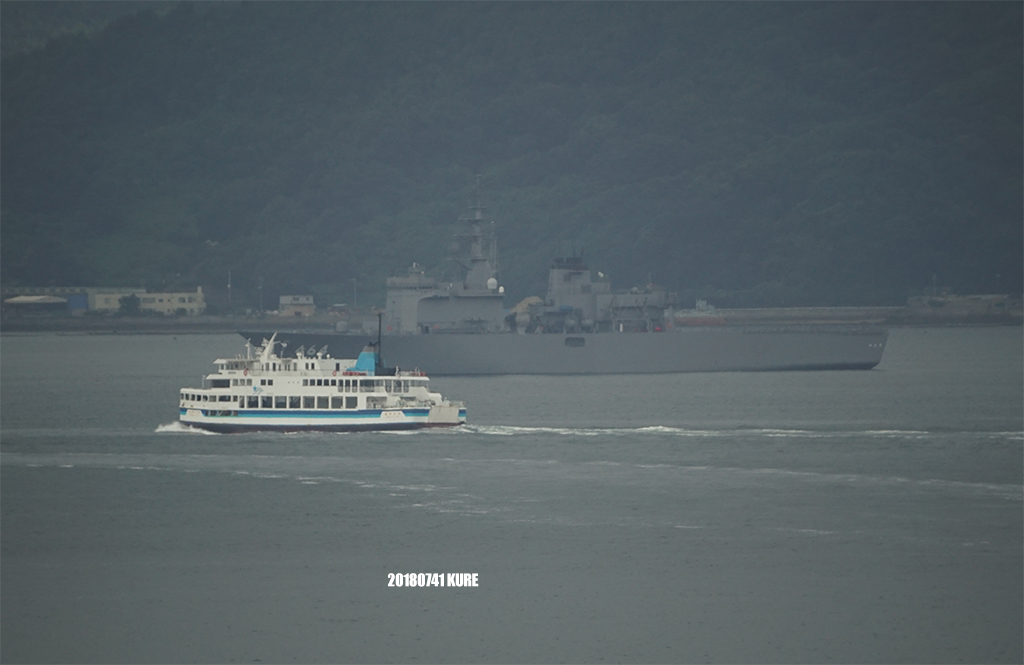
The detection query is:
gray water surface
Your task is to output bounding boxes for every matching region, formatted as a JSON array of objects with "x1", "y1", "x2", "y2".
[{"x1": 2, "y1": 327, "x2": 1021, "y2": 663}]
